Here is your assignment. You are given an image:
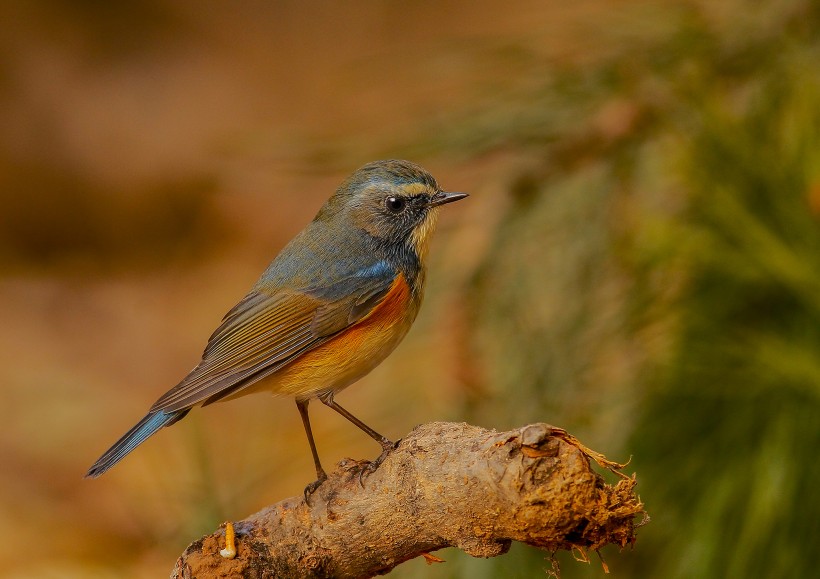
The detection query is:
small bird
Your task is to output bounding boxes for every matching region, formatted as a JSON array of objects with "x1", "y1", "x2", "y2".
[{"x1": 86, "y1": 160, "x2": 467, "y2": 494}]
